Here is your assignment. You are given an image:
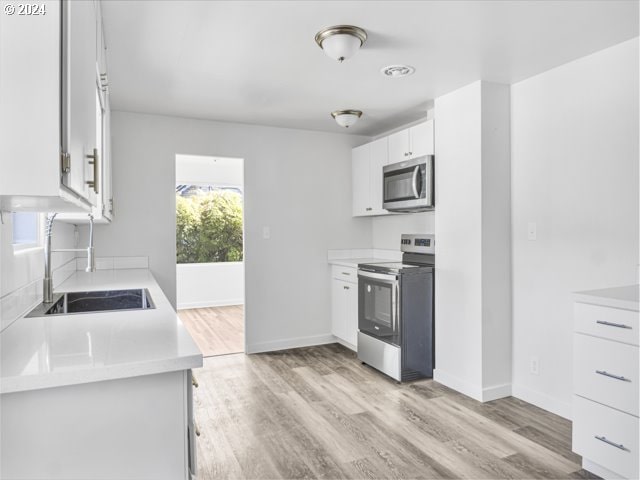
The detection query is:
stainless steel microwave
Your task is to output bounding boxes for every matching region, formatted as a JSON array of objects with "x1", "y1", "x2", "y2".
[{"x1": 383, "y1": 155, "x2": 434, "y2": 212}]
